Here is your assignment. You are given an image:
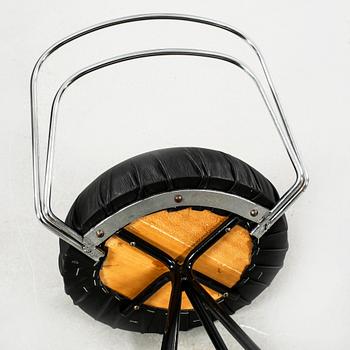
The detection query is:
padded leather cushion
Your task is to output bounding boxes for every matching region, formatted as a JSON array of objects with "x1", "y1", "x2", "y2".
[
  {"x1": 60, "y1": 147, "x2": 288, "y2": 333},
  {"x1": 66, "y1": 147, "x2": 281, "y2": 233}
]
